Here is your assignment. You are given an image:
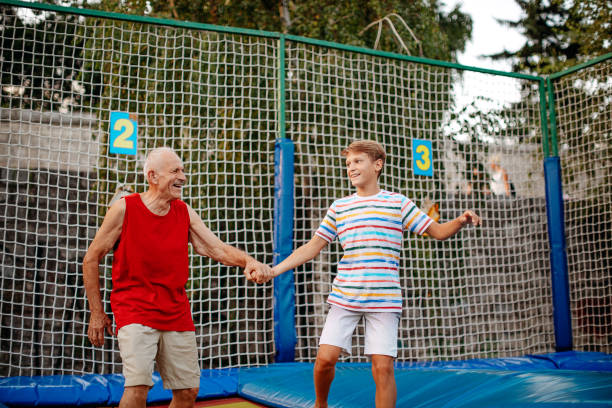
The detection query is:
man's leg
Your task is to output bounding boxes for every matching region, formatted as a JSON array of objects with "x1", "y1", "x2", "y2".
[
  {"x1": 117, "y1": 324, "x2": 160, "y2": 408},
  {"x1": 314, "y1": 344, "x2": 342, "y2": 408},
  {"x1": 371, "y1": 354, "x2": 396, "y2": 408},
  {"x1": 118, "y1": 385, "x2": 149, "y2": 408},
  {"x1": 169, "y1": 387, "x2": 199, "y2": 408},
  {"x1": 158, "y1": 330, "x2": 200, "y2": 408}
]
